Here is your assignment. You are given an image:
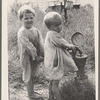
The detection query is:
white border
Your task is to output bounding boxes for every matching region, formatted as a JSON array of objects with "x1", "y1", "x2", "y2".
[
  {"x1": 2, "y1": 0, "x2": 8, "y2": 100},
  {"x1": 94, "y1": 0, "x2": 99, "y2": 100}
]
